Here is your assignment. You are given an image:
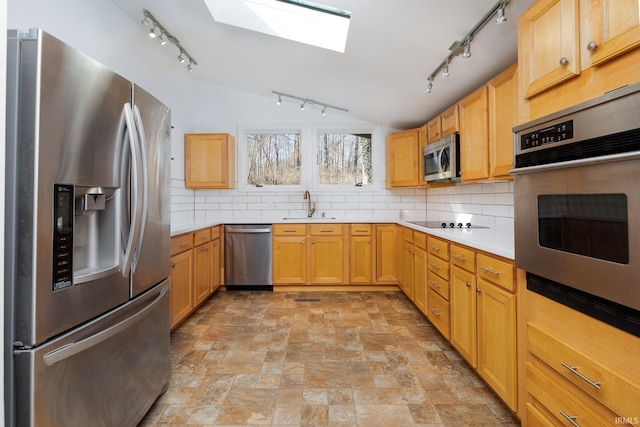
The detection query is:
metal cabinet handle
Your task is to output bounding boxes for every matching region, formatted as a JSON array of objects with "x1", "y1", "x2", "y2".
[
  {"x1": 201, "y1": 234, "x2": 210, "y2": 240},
  {"x1": 587, "y1": 41, "x2": 597, "y2": 51},
  {"x1": 367, "y1": 240, "x2": 370, "y2": 244},
  {"x1": 179, "y1": 242, "x2": 190, "y2": 247},
  {"x1": 201, "y1": 245, "x2": 209, "y2": 250},
  {"x1": 479, "y1": 266, "x2": 499, "y2": 275},
  {"x1": 561, "y1": 362, "x2": 602, "y2": 389},
  {"x1": 284, "y1": 230, "x2": 298, "y2": 233},
  {"x1": 452, "y1": 254, "x2": 465, "y2": 261},
  {"x1": 559, "y1": 56, "x2": 568, "y2": 66},
  {"x1": 355, "y1": 229, "x2": 368, "y2": 232},
  {"x1": 311, "y1": 240, "x2": 315, "y2": 244},
  {"x1": 476, "y1": 287, "x2": 481, "y2": 294},
  {"x1": 430, "y1": 308, "x2": 441, "y2": 317},
  {"x1": 302, "y1": 240, "x2": 306, "y2": 244},
  {"x1": 429, "y1": 263, "x2": 440, "y2": 270},
  {"x1": 320, "y1": 230, "x2": 333, "y2": 233},
  {"x1": 429, "y1": 245, "x2": 440, "y2": 251},
  {"x1": 560, "y1": 411, "x2": 580, "y2": 427},
  {"x1": 465, "y1": 282, "x2": 471, "y2": 288},
  {"x1": 171, "y1": 263, "x2": 176, "y2": 268},
  {"x1": 430, "y1": 281, "x2": 440, "y2": 288}
]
